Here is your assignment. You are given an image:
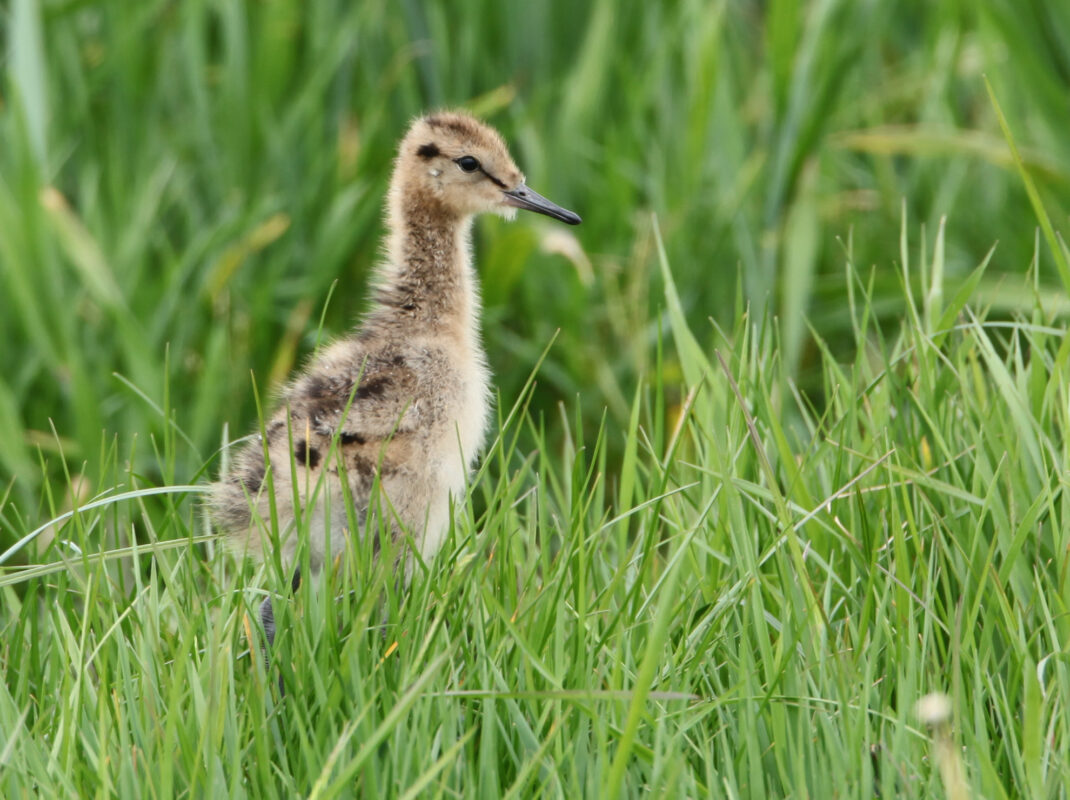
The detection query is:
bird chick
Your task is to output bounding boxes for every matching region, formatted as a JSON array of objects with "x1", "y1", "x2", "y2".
[{"x1": 211, "y1": 111, "x2": 581, "y2": 607}]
